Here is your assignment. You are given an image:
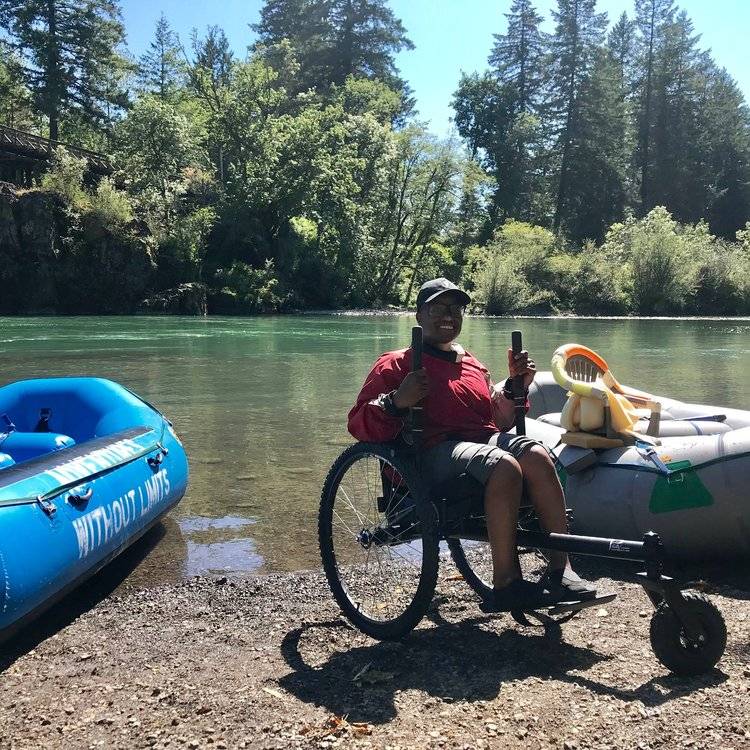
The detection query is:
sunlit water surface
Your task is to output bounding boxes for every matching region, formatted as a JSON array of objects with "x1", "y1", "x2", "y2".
[{"x1": 2, "y1": 314, "x2": 749, "y2": 588}]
